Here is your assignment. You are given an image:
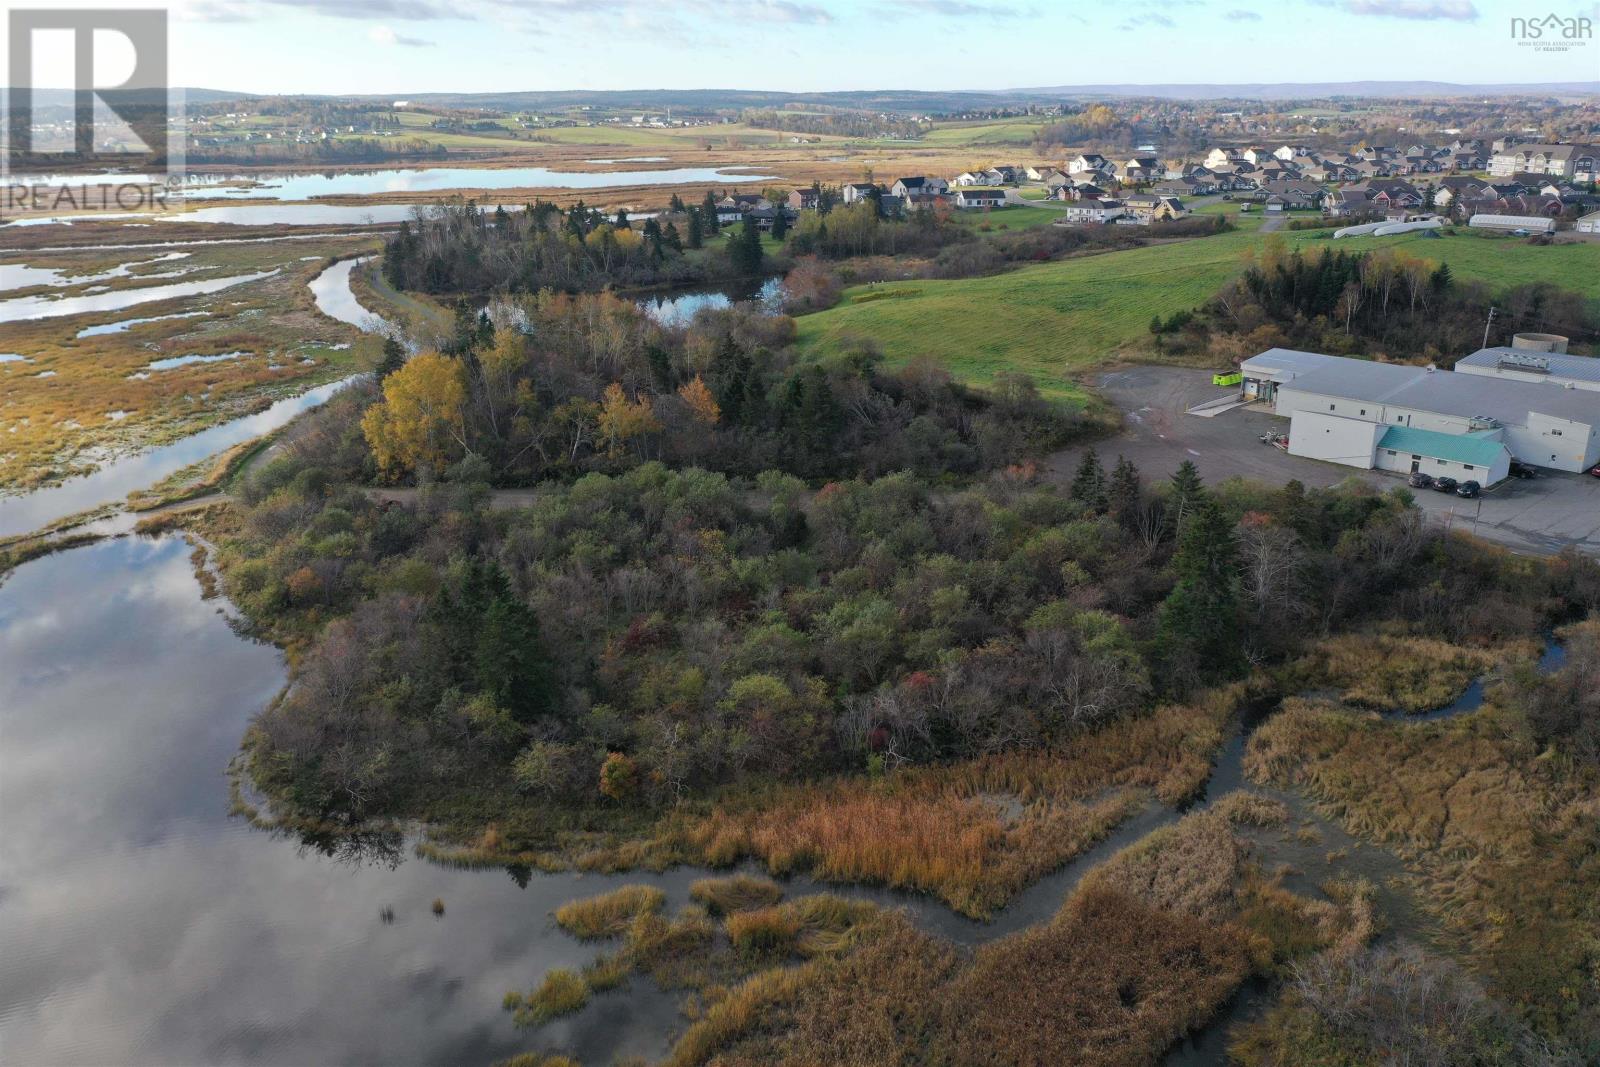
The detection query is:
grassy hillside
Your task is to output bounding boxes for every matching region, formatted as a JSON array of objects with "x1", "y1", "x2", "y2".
[
  {"x1": 794, "y1": 229, "x2": 1262, "y2": 400},
  {"x1": 793, "y1": 227, "x2": 1600, "y2": 399}
]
